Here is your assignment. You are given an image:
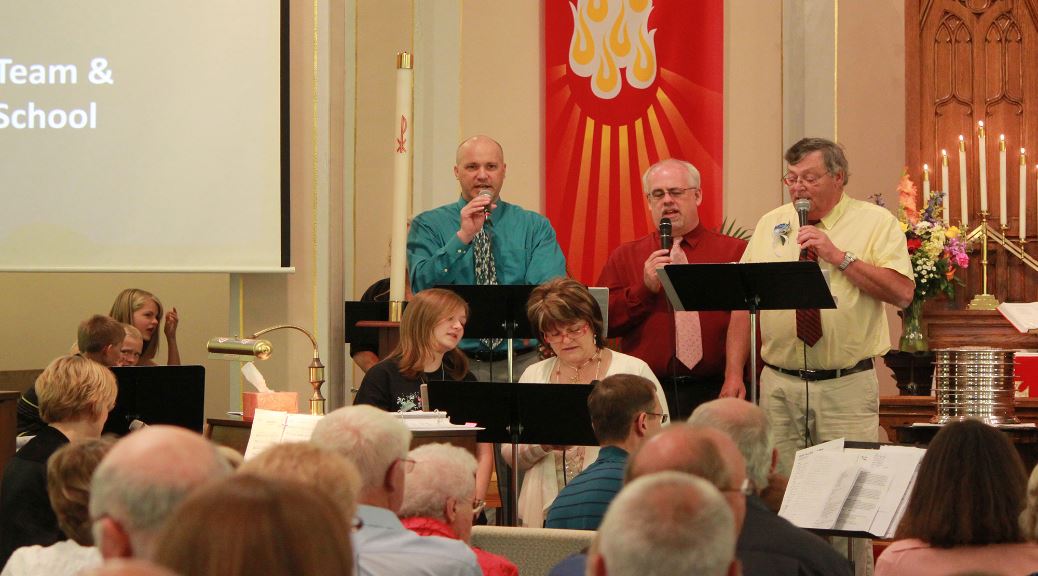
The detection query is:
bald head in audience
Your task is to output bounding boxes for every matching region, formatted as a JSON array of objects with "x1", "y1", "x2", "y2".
[
  {"x1": 627, "y1": 424, "x2": 749, "y2": 531},
  {"x1": 688, "y1": 398, "x2": 774, "y2": 493},
  {"x1": 590, "y1": 472, "x2": 738, "y2": 576},
  {"x1": 89, "y1": 425, "x2": 232, "y2": 560}
]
